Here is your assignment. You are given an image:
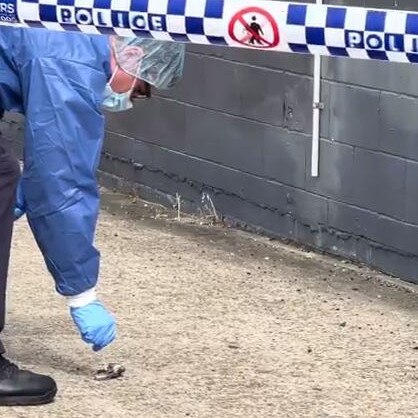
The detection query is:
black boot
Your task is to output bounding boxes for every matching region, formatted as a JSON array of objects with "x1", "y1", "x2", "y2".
[{"x1": 0, "y1": 355, "x2": 57, "y2": 406}]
